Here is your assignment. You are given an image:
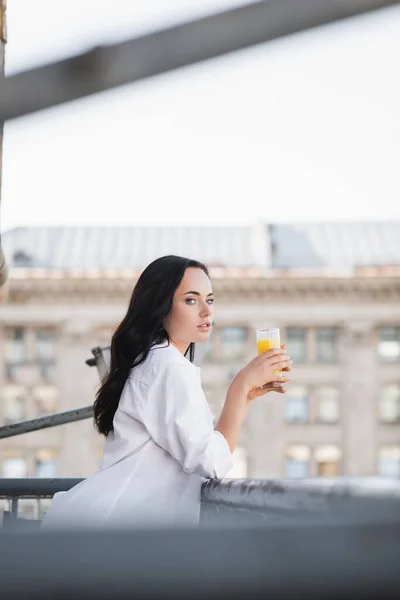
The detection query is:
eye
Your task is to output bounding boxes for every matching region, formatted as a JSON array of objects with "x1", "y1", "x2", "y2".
[
  {"x1": 185, "y1": 298, "x2": 196, "y2": 305},
  {"x1": 206, "y1": 298, "x2": 215, "y2": 305}
]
